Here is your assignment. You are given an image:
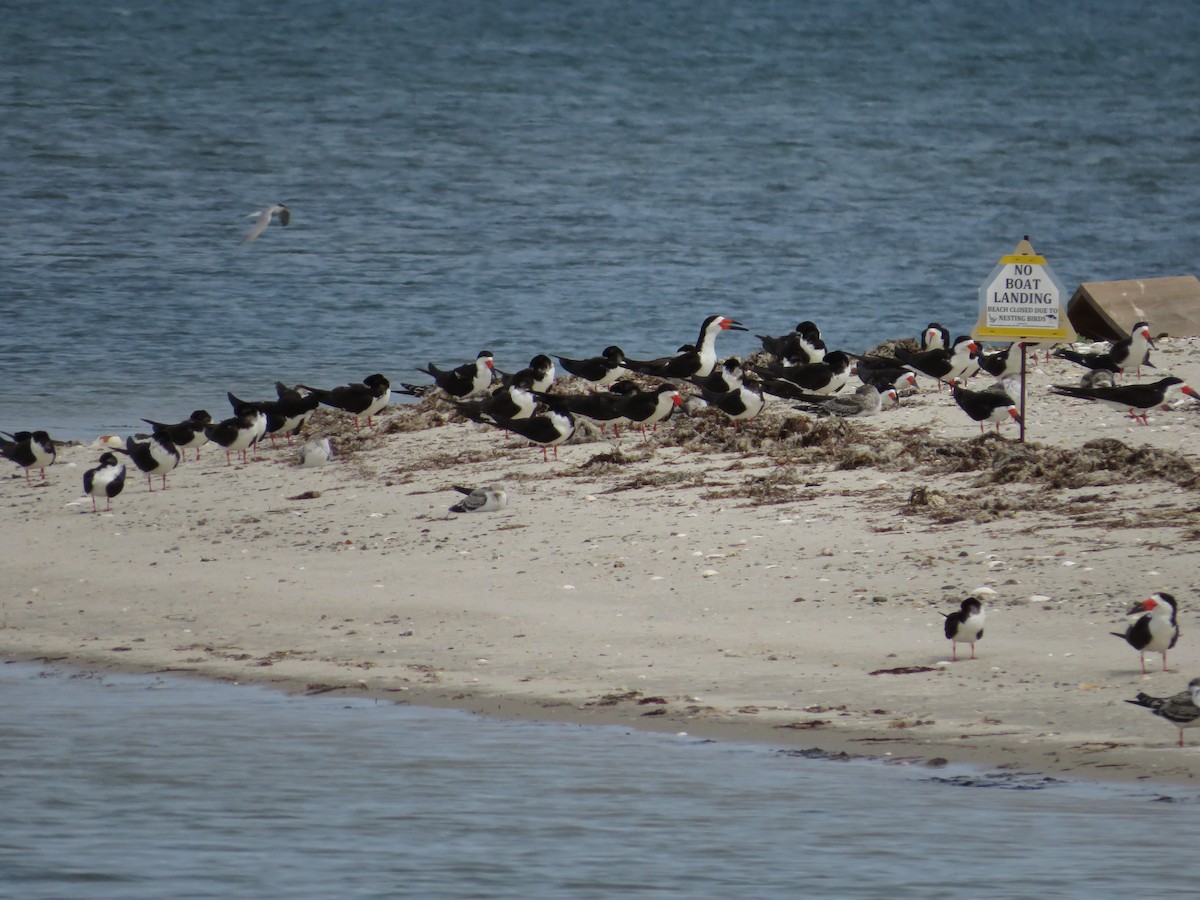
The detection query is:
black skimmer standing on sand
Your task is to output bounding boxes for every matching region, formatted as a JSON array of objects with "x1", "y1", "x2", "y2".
[
  {"x1": 405, "y1": 352, "x2": 495, "y2": 399},
  {"x1": 452, "y1": 373, "x2": 537, "y2": 423},
  {"x1": 241, "y1": 203, "x2": 290, "y2": 244},
  {"x1": 534, "y1": 381, "x2": 640, "y2": 437},
  {"x1": 793, "y1": 383, "x2": 896, "y2": 418},
  {"x1": 555, "y1": 346, "x2": 628, "y2": 389},
  {"x1": 141, "y1": 411, "x2": 211, "y2": 461},
  {"x1": 856, "y1": 364, "x2": 917, "y2": 395},
  {"x1": 942, "y1": 597, "x2": 985, "y2": 661},
  {"x1": 1049, "y1": 376, "x2": 1197, "y2": 425},
  {"x1": 756, "y1": 321, "x2": 826, "y2": 364},
  {"x1": 0, "y1": 430, "x2": 56, "y2": 482},
  {"x1": 617, "y1": 384, "x2": 684, "y2": 441},
  {"x1": 1053, "y1": 321, "x2": 1156, "y2": 380},
  {"x1": 691, "y1": 357, "x2": 745, "y2": 394},
  {"x1": 1112, "y1": 592, "x2": 1179, "y2": 674},
  {"x1": 701, "y1": 378, "x2": 766, "y2": 430},
  {"x1": 299, "y1": 374, "x2": 391, "y2": 428},
  {"x1": 624, "y1": 316, "x2": 747, "y2": 380},
  {"x1": 499, "y1": 355, "x2": 556, "y2": 394},
  {"x1": 83, "y1": 452, "x2": 126, "y2": 512},
  {"x1": 1127, "y1": 677, "x2": 1200, "y2": 747},
  {"x1": 226, "y1": 387, "x2": 319, "y2": 448},
  {"x1": 975, "y1": 343, "x2": 1026, "y2": 380},
  {"x1": 205, "y1": 406, "x2": 264, "y2": 466},
  {"x1": 120, "y1": 427, "x2": 180, "y2": 490},
  {"x1": 483, "y1": 398, "x2": 575, "y2": 461},
  {"x1": 920, "y1": 322, "x2": 951, "y2": 352},
  {"x1": 951, "y1": 380, "x2": 1023, "y2": 433},
  {"x1": 449, "y1": 484, "x2": 508, "y2": 513},
  {"x1": 757, "y1": 351, "x2": 854, "y2": 398},
  {"x1": 894, "y1": 337, "x2": 978, "y2": 390}
]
